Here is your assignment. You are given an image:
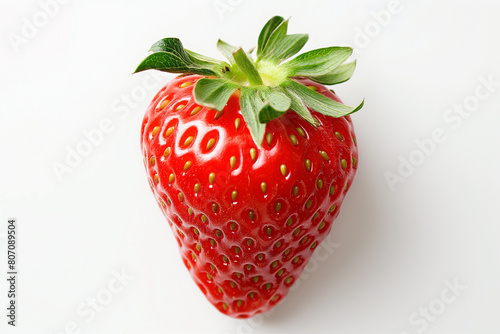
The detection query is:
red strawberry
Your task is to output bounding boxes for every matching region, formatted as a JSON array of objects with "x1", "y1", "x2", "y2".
[{"x1": 135, "y1": 16, "x2": 363, "y2": 318}]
